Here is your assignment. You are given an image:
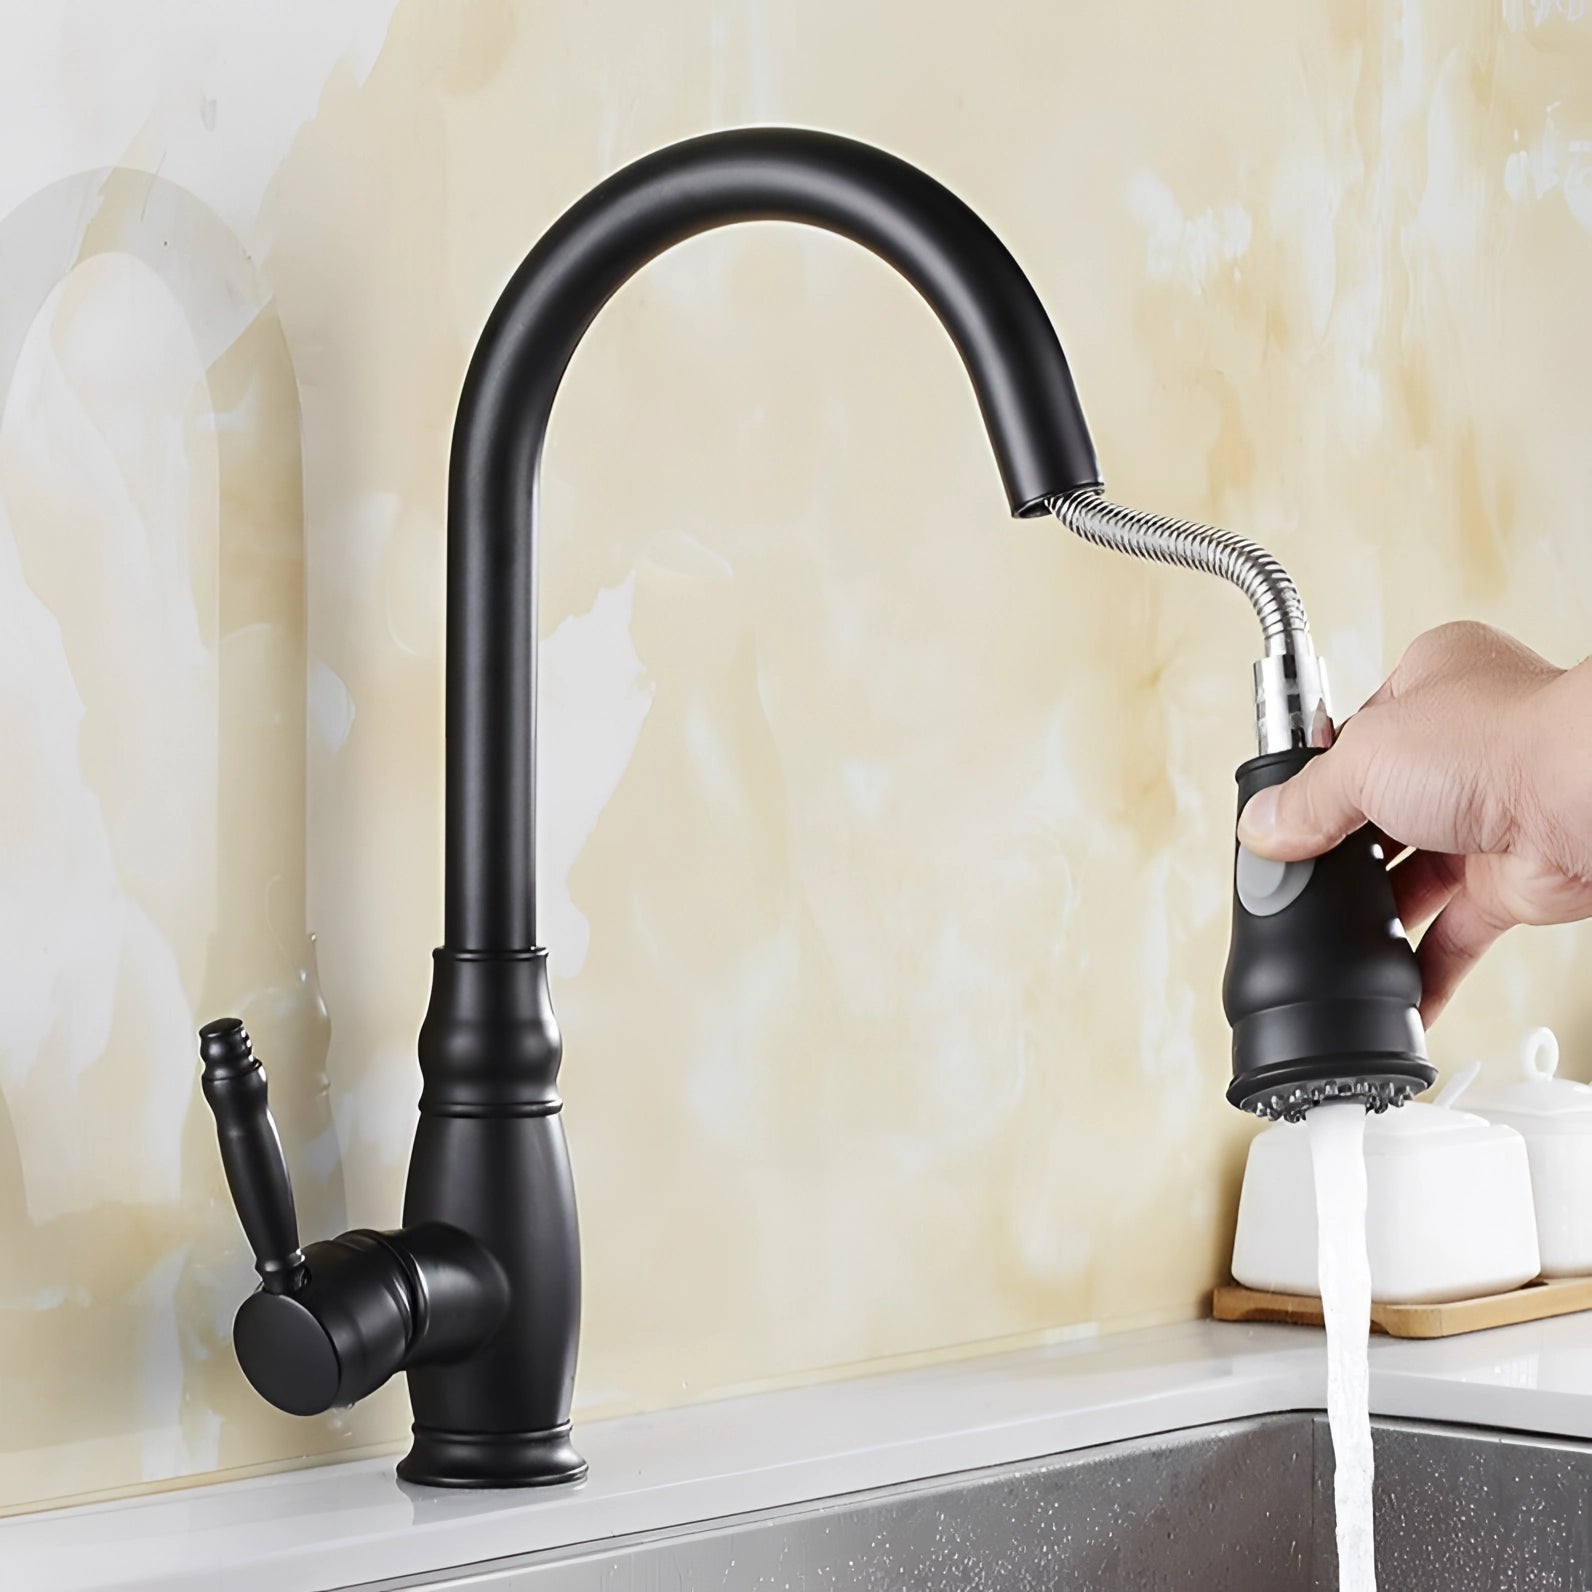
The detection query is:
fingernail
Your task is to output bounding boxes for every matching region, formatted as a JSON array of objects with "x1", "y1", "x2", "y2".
[{"x1": 1238, "y1": 786, "x2": 1280, "y2": 849}]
